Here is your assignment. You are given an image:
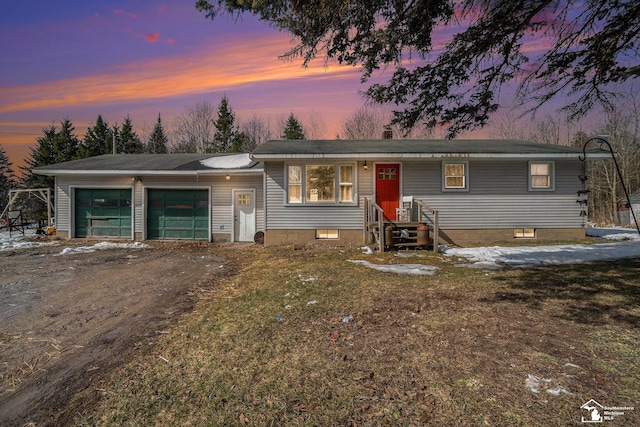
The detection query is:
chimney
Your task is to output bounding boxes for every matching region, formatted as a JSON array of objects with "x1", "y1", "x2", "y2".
[{"x1": 382, "y1": 126, "x2": 393, "y2": 140}]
